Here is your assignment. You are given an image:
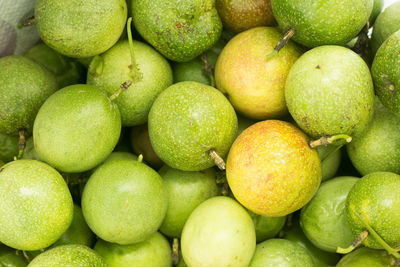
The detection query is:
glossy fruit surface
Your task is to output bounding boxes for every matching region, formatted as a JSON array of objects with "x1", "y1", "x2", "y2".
[
  {"x1": 336, "y1": 247, "x2": 397, "y2": 267},
  {"x1": 249, "y1": 211, "x2": 286, "y2": 243}
]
